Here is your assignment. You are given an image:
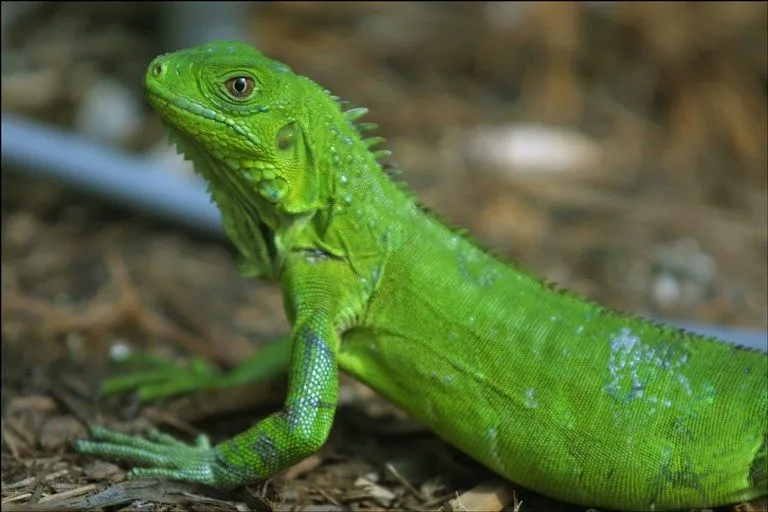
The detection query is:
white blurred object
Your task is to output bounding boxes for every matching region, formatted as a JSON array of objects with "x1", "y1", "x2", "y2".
[
  {"x1": 465, "y1": 124, "x2": 604, "y2": 177},
  {"x1": 76, "y1": 79, "x2": 142, "y2": 146},
  {"x1": 651, "y1": 237, "x2": 718, "y2": 309},
  {"x1": 109, "y1": 340, "x2": 133, "y2": 362}
]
